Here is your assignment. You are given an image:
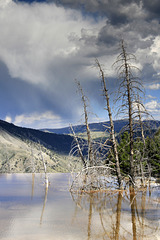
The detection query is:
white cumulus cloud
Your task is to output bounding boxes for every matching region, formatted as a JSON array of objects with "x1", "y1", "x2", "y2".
[
  {"x1": 13, "y1": 111, "x2": 65, "y2": 129},
  {"x1": 147, "y1": 94, "x2": 157, "y2": 99},
  {"x1": 145, "y1": 100, "x2": 160, "y2": 116},
  {"x1": 147, "y1": 83, "x2": 160, "y2": 90},
  {"x1": 5, "y1": 115, "x2": 12, "y2": 123}
]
